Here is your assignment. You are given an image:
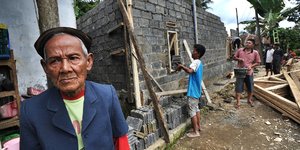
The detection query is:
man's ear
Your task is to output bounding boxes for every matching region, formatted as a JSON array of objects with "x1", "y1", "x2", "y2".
[
  {"x1": 40, "y1": 59, "x2": 48, "y2": 74},
  {"x1": 86, "y1": 53, "x2": 94, "y2": 72}
]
